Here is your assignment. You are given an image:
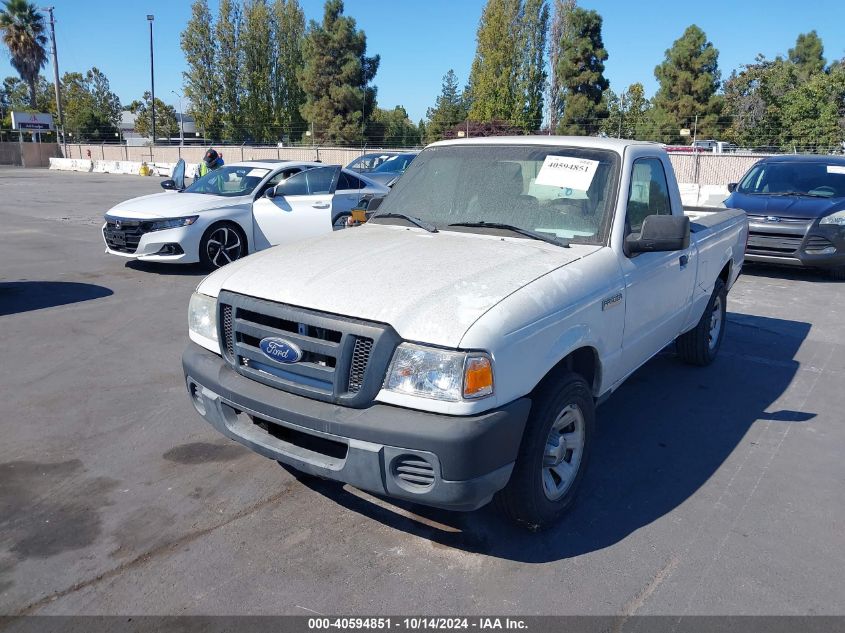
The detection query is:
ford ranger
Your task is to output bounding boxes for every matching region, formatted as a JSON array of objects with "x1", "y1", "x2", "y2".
[{"x1": 182, "y1": 137, "x2": 748, "y2": 529}]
